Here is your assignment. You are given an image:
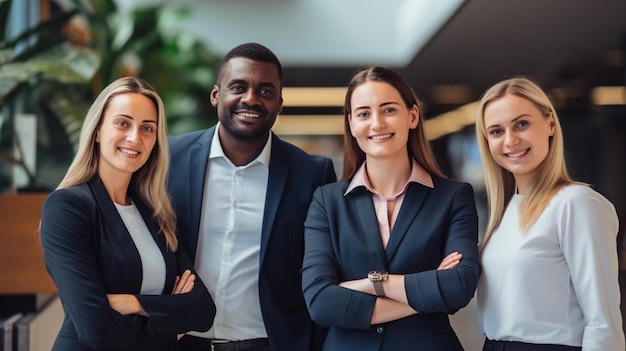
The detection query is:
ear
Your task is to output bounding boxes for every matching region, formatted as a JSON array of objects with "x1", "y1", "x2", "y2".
[
  {"x1": 210, "y1": 85, "x2": 219, "y2": 107},
  {"x1": 278, "y1": 95, "x2": 284, "y2": 114},
  {"x1": 409, "y1": 104, "x2": 419, "y2": 129},
  {"x1": 95, "y1": 130, "x2": 100, "y2": 143},
  {"x1": 548, "y1": 113, "x2": 555, "y2": 136}
]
